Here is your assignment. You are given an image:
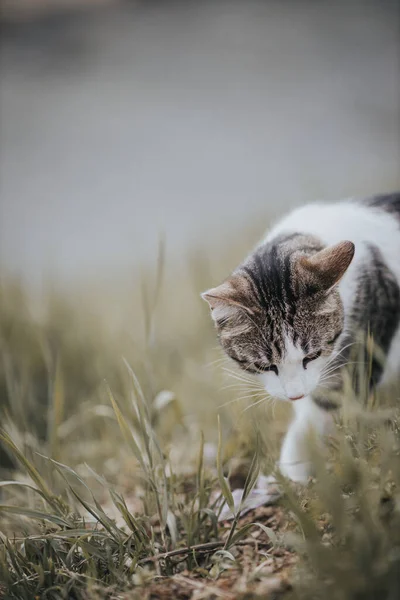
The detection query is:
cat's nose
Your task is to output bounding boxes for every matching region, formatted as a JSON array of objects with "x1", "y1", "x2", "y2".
[{"x1": 288, "y1": 394, "x2": 305, "y2": 401}]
